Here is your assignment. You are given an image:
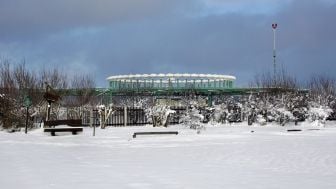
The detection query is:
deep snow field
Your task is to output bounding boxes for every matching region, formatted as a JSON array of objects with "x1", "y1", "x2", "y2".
[{"x1": 1, "y1": 123, "x2": 336, "y2": 189}]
